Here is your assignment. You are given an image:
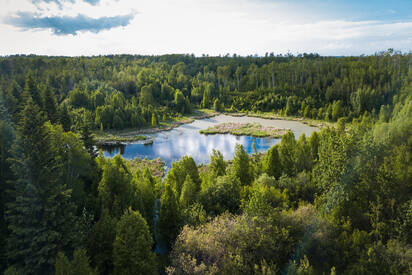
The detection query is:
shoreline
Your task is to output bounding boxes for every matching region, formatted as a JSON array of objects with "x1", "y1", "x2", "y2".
[
  {"x1": 96, "y1": 109, "x2": 329, "y2": 145},
  {"x1": 200, "y1": 122, "x2": 289, "y2": 138},
  {"x1": 95, "y1": 109, "x2": 218, "y2": 146}
]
